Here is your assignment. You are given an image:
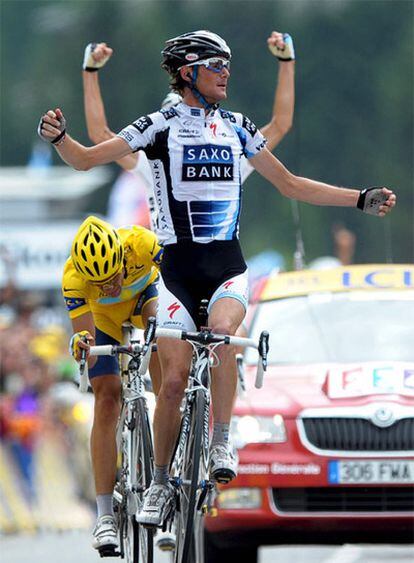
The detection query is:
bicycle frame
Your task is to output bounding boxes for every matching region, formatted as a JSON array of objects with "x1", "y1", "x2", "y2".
[
  {"x1": 151, "y1": 324, "x2": 269, "y2": 563},
  {"x1": 87, "y1": 326, "x2": 155, "y2": 563}
]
